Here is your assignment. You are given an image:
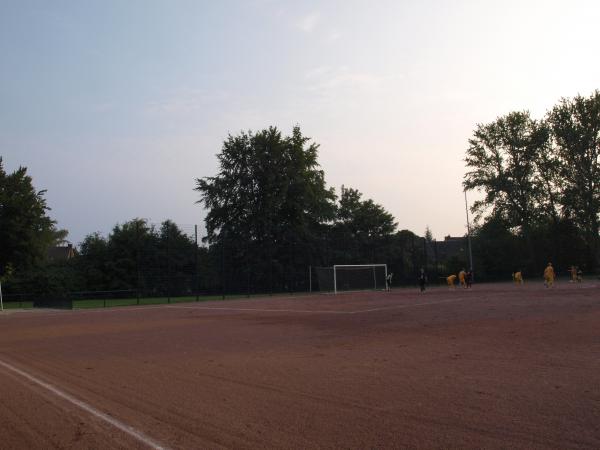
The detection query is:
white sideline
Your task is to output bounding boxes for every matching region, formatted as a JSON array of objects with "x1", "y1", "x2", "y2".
[
  {"x1": 168, "y1": 305, "x2": 355, "y2": 314},
  {"x1": 0, "y1": 359, "x2": 167, "y2": 450},
  {"x1": 168, "y1": 296, "x2": 473, "y2": 315}
]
